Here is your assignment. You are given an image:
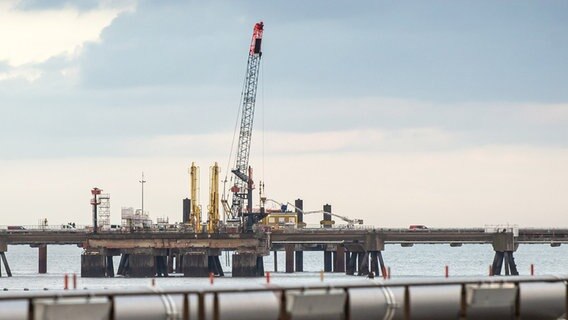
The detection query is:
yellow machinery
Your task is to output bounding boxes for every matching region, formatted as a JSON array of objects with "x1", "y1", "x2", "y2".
[
  {"x1": 190, "y1": 162, "x2": 201, "y2": 232},
  {"x1": 262, "y1": 213, "x2": 297, "y2": 229},
  {"x1": 207, "y1": 162, "x2": 220, "y2": 233}
]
